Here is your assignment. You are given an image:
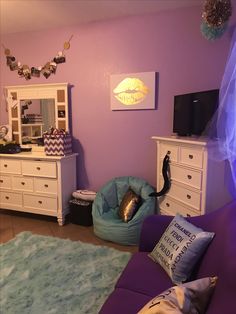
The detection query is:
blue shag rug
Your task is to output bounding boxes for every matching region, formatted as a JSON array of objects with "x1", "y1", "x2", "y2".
[{"x1": 0, "y1": 232, "x2": 131, "y2": 314}]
